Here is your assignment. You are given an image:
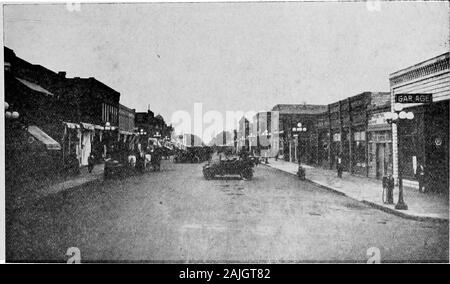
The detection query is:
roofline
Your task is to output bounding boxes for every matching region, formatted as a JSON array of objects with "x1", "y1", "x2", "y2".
[
  {"x1": 67, "y1": 77, "x2": 120, "y2": 95},
  {"x1": 119, "y1": 103, "x2": 135, "y2": 113},
  {"x1": 389, "y1": 52, "x2": 449, "y2": 79}
]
